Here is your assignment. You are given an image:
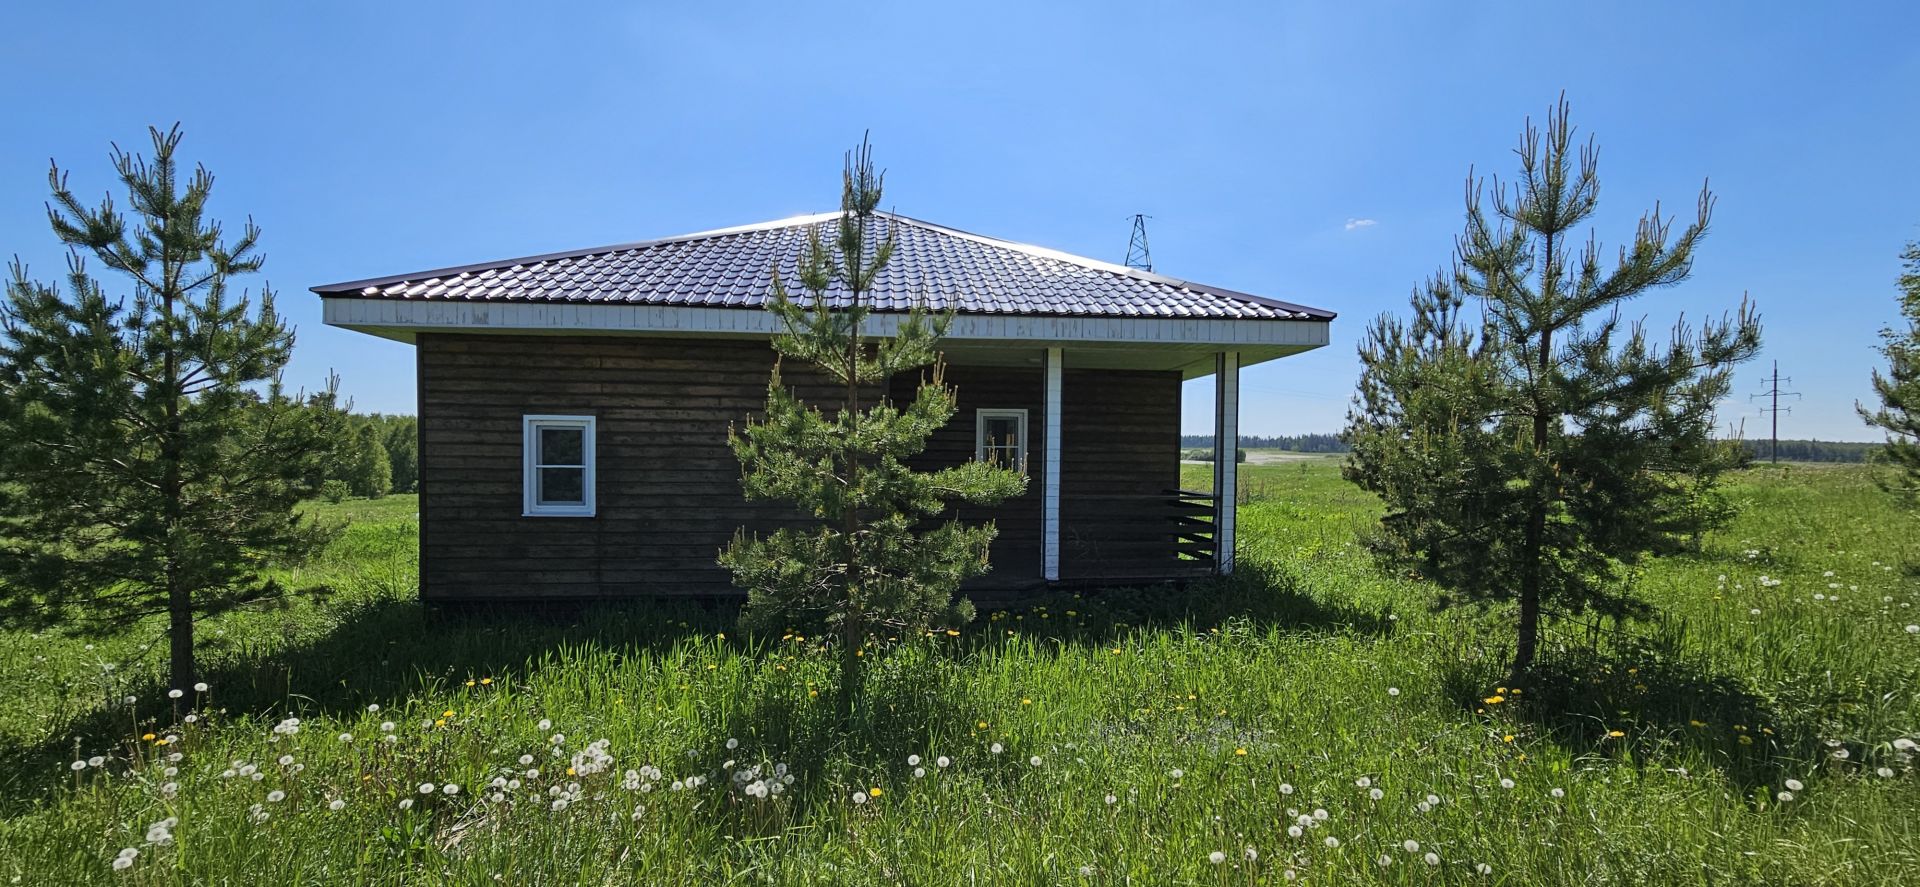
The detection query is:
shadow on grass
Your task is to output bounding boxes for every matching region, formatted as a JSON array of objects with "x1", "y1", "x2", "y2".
[
  {"x1": 1438, "y1": 629, "x2": 1816, "y2": 792},
  {"x1": 0, "y1": 594, "x2": 733, "y2": 816},
  {"x1": 2, "y1": 556, "x2": 1374, "y2": 817},
  {"x1": 968, "y1": 559, "x2": 1394, "y2": 645}
]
